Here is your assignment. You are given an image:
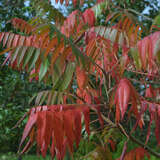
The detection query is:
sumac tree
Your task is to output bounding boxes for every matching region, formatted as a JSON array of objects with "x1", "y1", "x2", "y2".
[{"x1": 1, "y1": 0, "x2": 160, "y2": 159}]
